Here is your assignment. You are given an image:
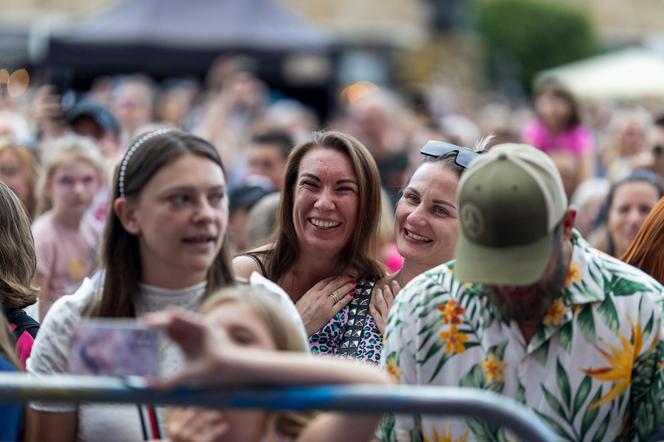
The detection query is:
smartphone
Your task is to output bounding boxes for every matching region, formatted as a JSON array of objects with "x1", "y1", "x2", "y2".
[{"x1": 69, "y1": 320, "x2": 161, "y2": 378}]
